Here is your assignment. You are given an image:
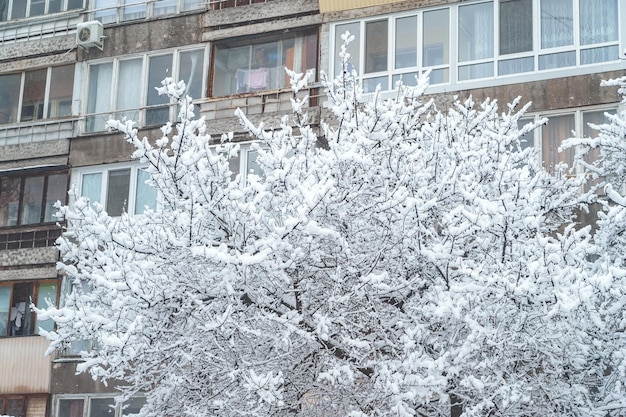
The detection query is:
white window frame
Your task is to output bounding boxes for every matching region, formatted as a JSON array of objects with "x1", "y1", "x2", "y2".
[
  {"x1": 53, "y1": 395, "x2": 146, "y2": 417},
  {"x1": 90, "y1": 0, "x2": 204, "y2": 24},
  {"x1": 519, "y1": 104, "x2": 619, "y2": 175},
  {"x1": 72, "y1": 162, "x2": 159, "y2": 216},
  {"x1": 330, "y1": 0, "x2": 625, "y2": 94},
  {"x1": 0, "y1": 0, "x2": 84, "y2": 20},
  {"x1": 227, "y1": 143, "x2": 267, "y2": 184},
  {"x1": 82, "y1": 45, "x2": 209, "y2": 133}
]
